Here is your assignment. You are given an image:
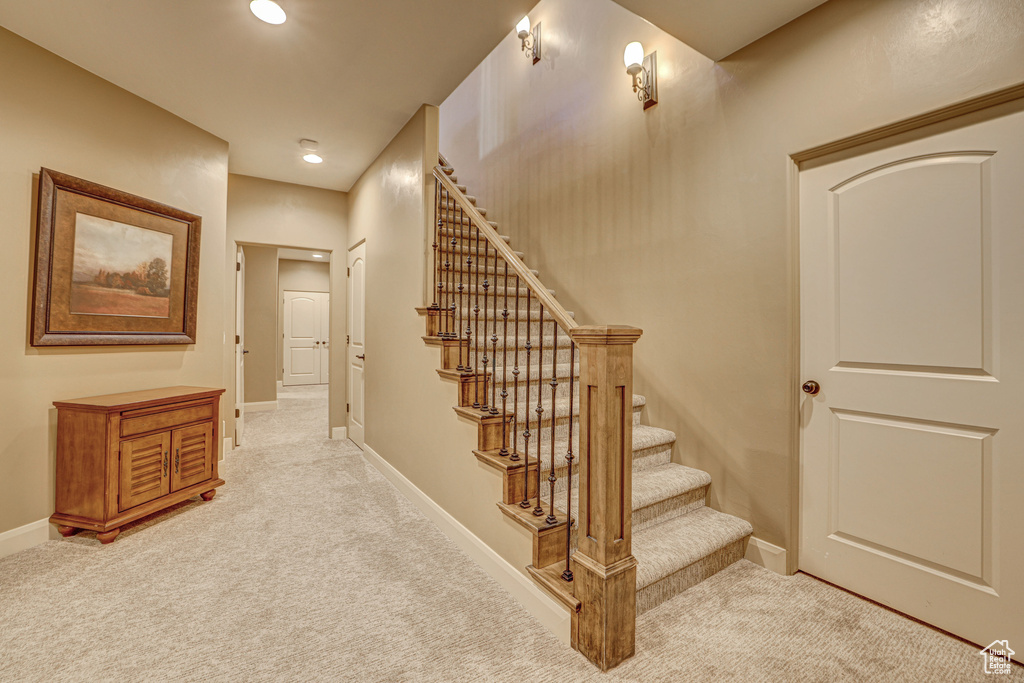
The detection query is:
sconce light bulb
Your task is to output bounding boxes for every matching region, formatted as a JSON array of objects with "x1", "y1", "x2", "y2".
[
  {"x1": 516, "y1": 16, "x2": 531, "y2": 40},
  {"x1": 623, "y1": 41, "x2": 644, "y2": 72}
]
